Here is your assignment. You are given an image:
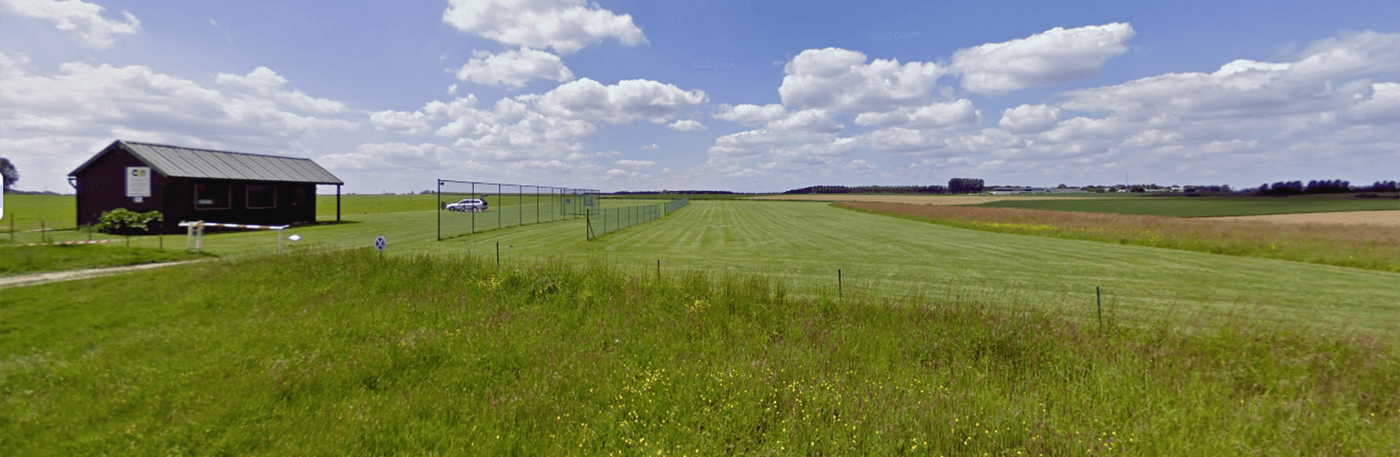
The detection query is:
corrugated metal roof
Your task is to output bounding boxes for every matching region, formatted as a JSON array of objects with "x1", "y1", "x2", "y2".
[{"x1": 73, "y1": 140, "x2": 343, "y2": 184}]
